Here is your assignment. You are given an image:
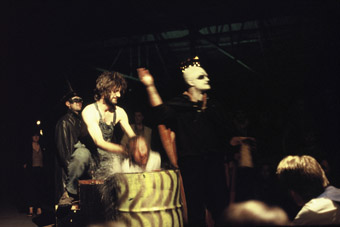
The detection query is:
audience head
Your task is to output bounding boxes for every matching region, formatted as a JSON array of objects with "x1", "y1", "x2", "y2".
[
  {"x1": 134, "y1": 111, "x2": 144, "y2": 125},
  {"x1": 276, "y1": 155, "x2": 329, "y2": 204},
  {"x1": 221, "y1": 200, "x2": 290, "y2": 226},
  {"x1": 31, "y1": 130, "x2": 40, "y2": 142}
]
